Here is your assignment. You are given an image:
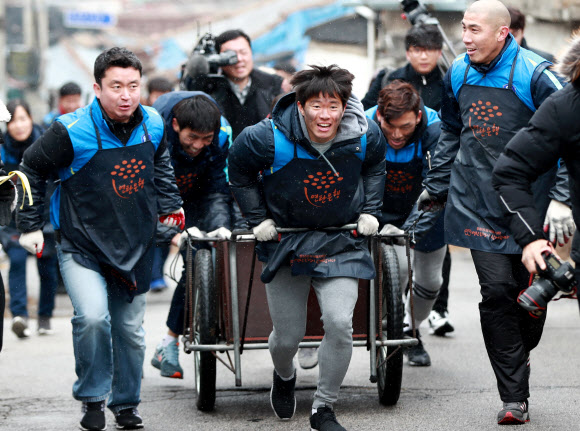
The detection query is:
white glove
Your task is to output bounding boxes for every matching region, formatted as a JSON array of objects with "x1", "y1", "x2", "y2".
[
  {"x1": 207, "y1": 227, "x2": 232, "y2": 240},
  {"x1": 417, "y1": 189, "x2": 445, "y2": 212},
  {"x1": 19, "y1": 230, "x2": 45, "y2": 257},
  {"x1": 543, "y1": 199, "x2": 575, "y2": 245},
  {"x1": 357, "y1": 213, "x2": 379, "y2": 236},
  {"x1": 177, "y1": 226, "x2": 205, "y2": 249},
  {"x1": 252, "y1": 219, "x2": 277, "y2": 242},
  {"x1": 379, "y1": 224, "x2": 406, "y2": 245}
]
